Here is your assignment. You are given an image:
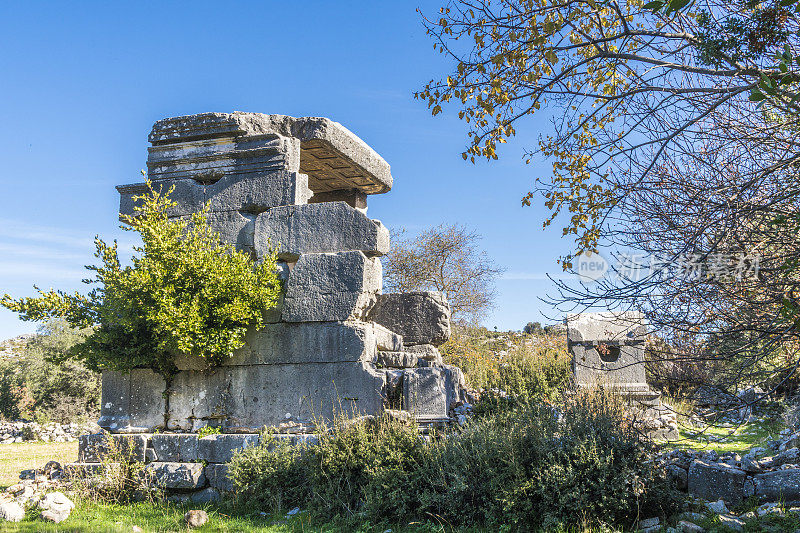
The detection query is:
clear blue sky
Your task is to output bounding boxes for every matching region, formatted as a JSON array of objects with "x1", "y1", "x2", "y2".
[{"x1": 0, "y1": 1, "x2": 574, "y2": 340}]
